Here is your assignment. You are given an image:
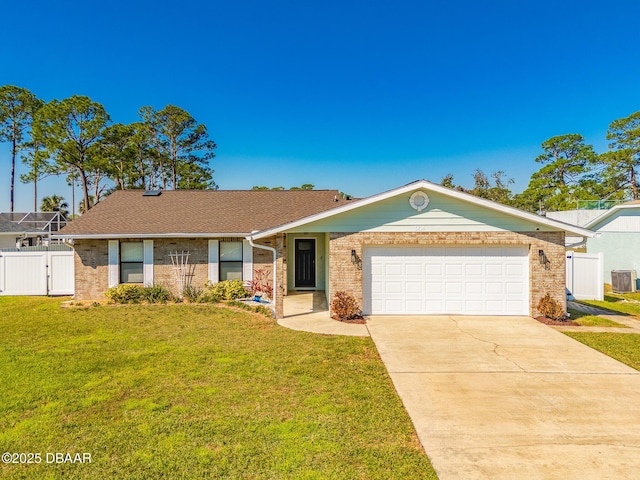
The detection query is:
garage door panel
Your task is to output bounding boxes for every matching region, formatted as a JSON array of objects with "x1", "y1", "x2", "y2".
[
  {"x1": 465, "y1": 282, "x2": 483, "y2": 294},
  {"x1": 445, "y1": 299, "x2": 464, "y2": 311},
  {"x1": 385, "y1": 264, "x2": 403, "y2": 276},
  {"x1": 405, "y1": 300, "x2": 423, "y2": 313},
  {"x1": 506, "y1": 282, "x2": 524, "y2": 294},
  {"x1": 385, "y1": 282, "x2": 403, "y2": 294},
  {"x1": 506, "y1": 264, "x2": 525, "y2": 276},
  {"x1": 364, "y1": 246, "x2": 529, "y2": 315},
  {"x1": 445, "y1": 264, "x2": 463, "y2": 276},
  {"x1": 371, "y1": 281, "x2": 383, "y2": 294},
  {"x1": 426, "y1": 264, "x2": 442, "y2": 275},
  {"x1": 486, "y1": 264, "x2": 504, "y2": 275},
  {"x1": 405, "y1": 263, "x2": 423, "y2": 276},
  {"x1": 465, "y1": 300, "x2": 484, "y2": 312},
  {"x1": 384, "y1": 299, "x2": 403, "y2": 313},
  {"x1": 465, "y1": 264, "x2": 483, "y2": 276},
  {"x1": 506, "y1": 300, "x2": 526, "y2": 311}
]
